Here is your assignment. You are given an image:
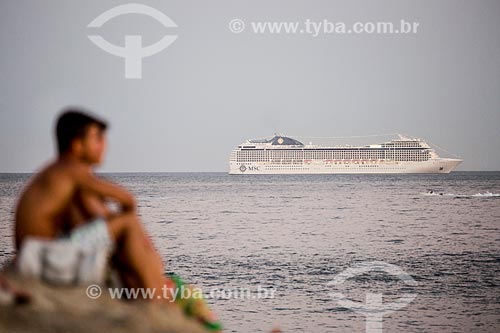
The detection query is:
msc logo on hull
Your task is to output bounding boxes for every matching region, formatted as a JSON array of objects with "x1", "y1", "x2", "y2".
[{"x1": 239, "y1": 165, "x2": 259, "y2": 172}]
